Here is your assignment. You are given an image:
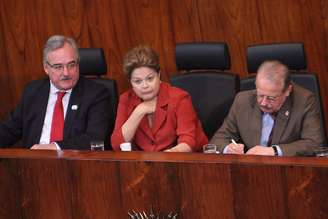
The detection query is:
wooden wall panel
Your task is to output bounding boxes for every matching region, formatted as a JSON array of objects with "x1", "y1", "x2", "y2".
[
  {"x1": 231, "y1": 165, "x2": 287, "y2": 218},
  {"x1": 19, "y1": 159, "x2": 73, "y2": 218},
  {"x1": 0, "y1": 0, "x2": 328, "y2": 133},
  {"x1": 0, "y1": 159, "x2": 21, "y2": 218},
  {"x1": 286, "y1": 166, "x2": 328, "y2": 218},
  {"x1": 1, "y1": 149, "x2": 328, "y2": 218}
]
